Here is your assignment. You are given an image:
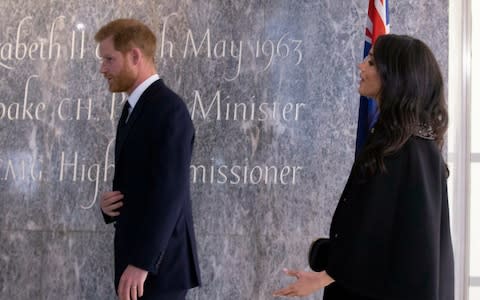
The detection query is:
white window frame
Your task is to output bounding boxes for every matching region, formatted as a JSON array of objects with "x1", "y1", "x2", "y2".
[{"x1": 448, "y1": 0, "x2": 472, "y2": 299}]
